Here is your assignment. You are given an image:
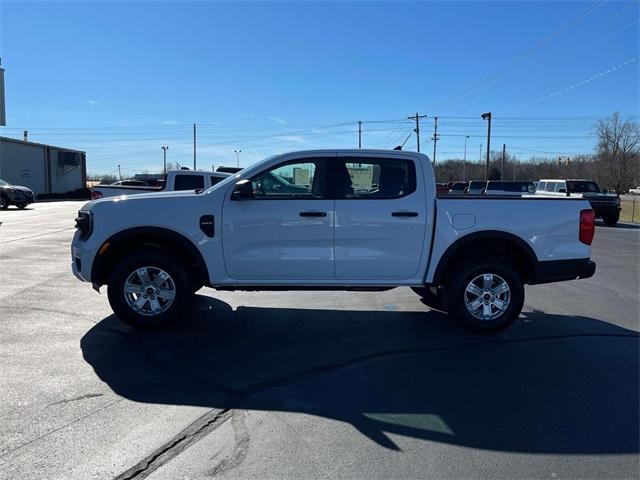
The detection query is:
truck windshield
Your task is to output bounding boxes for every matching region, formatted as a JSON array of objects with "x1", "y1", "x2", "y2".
[{"x1": 566, "y1": 181, "x2": 600, "y2": 193}]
